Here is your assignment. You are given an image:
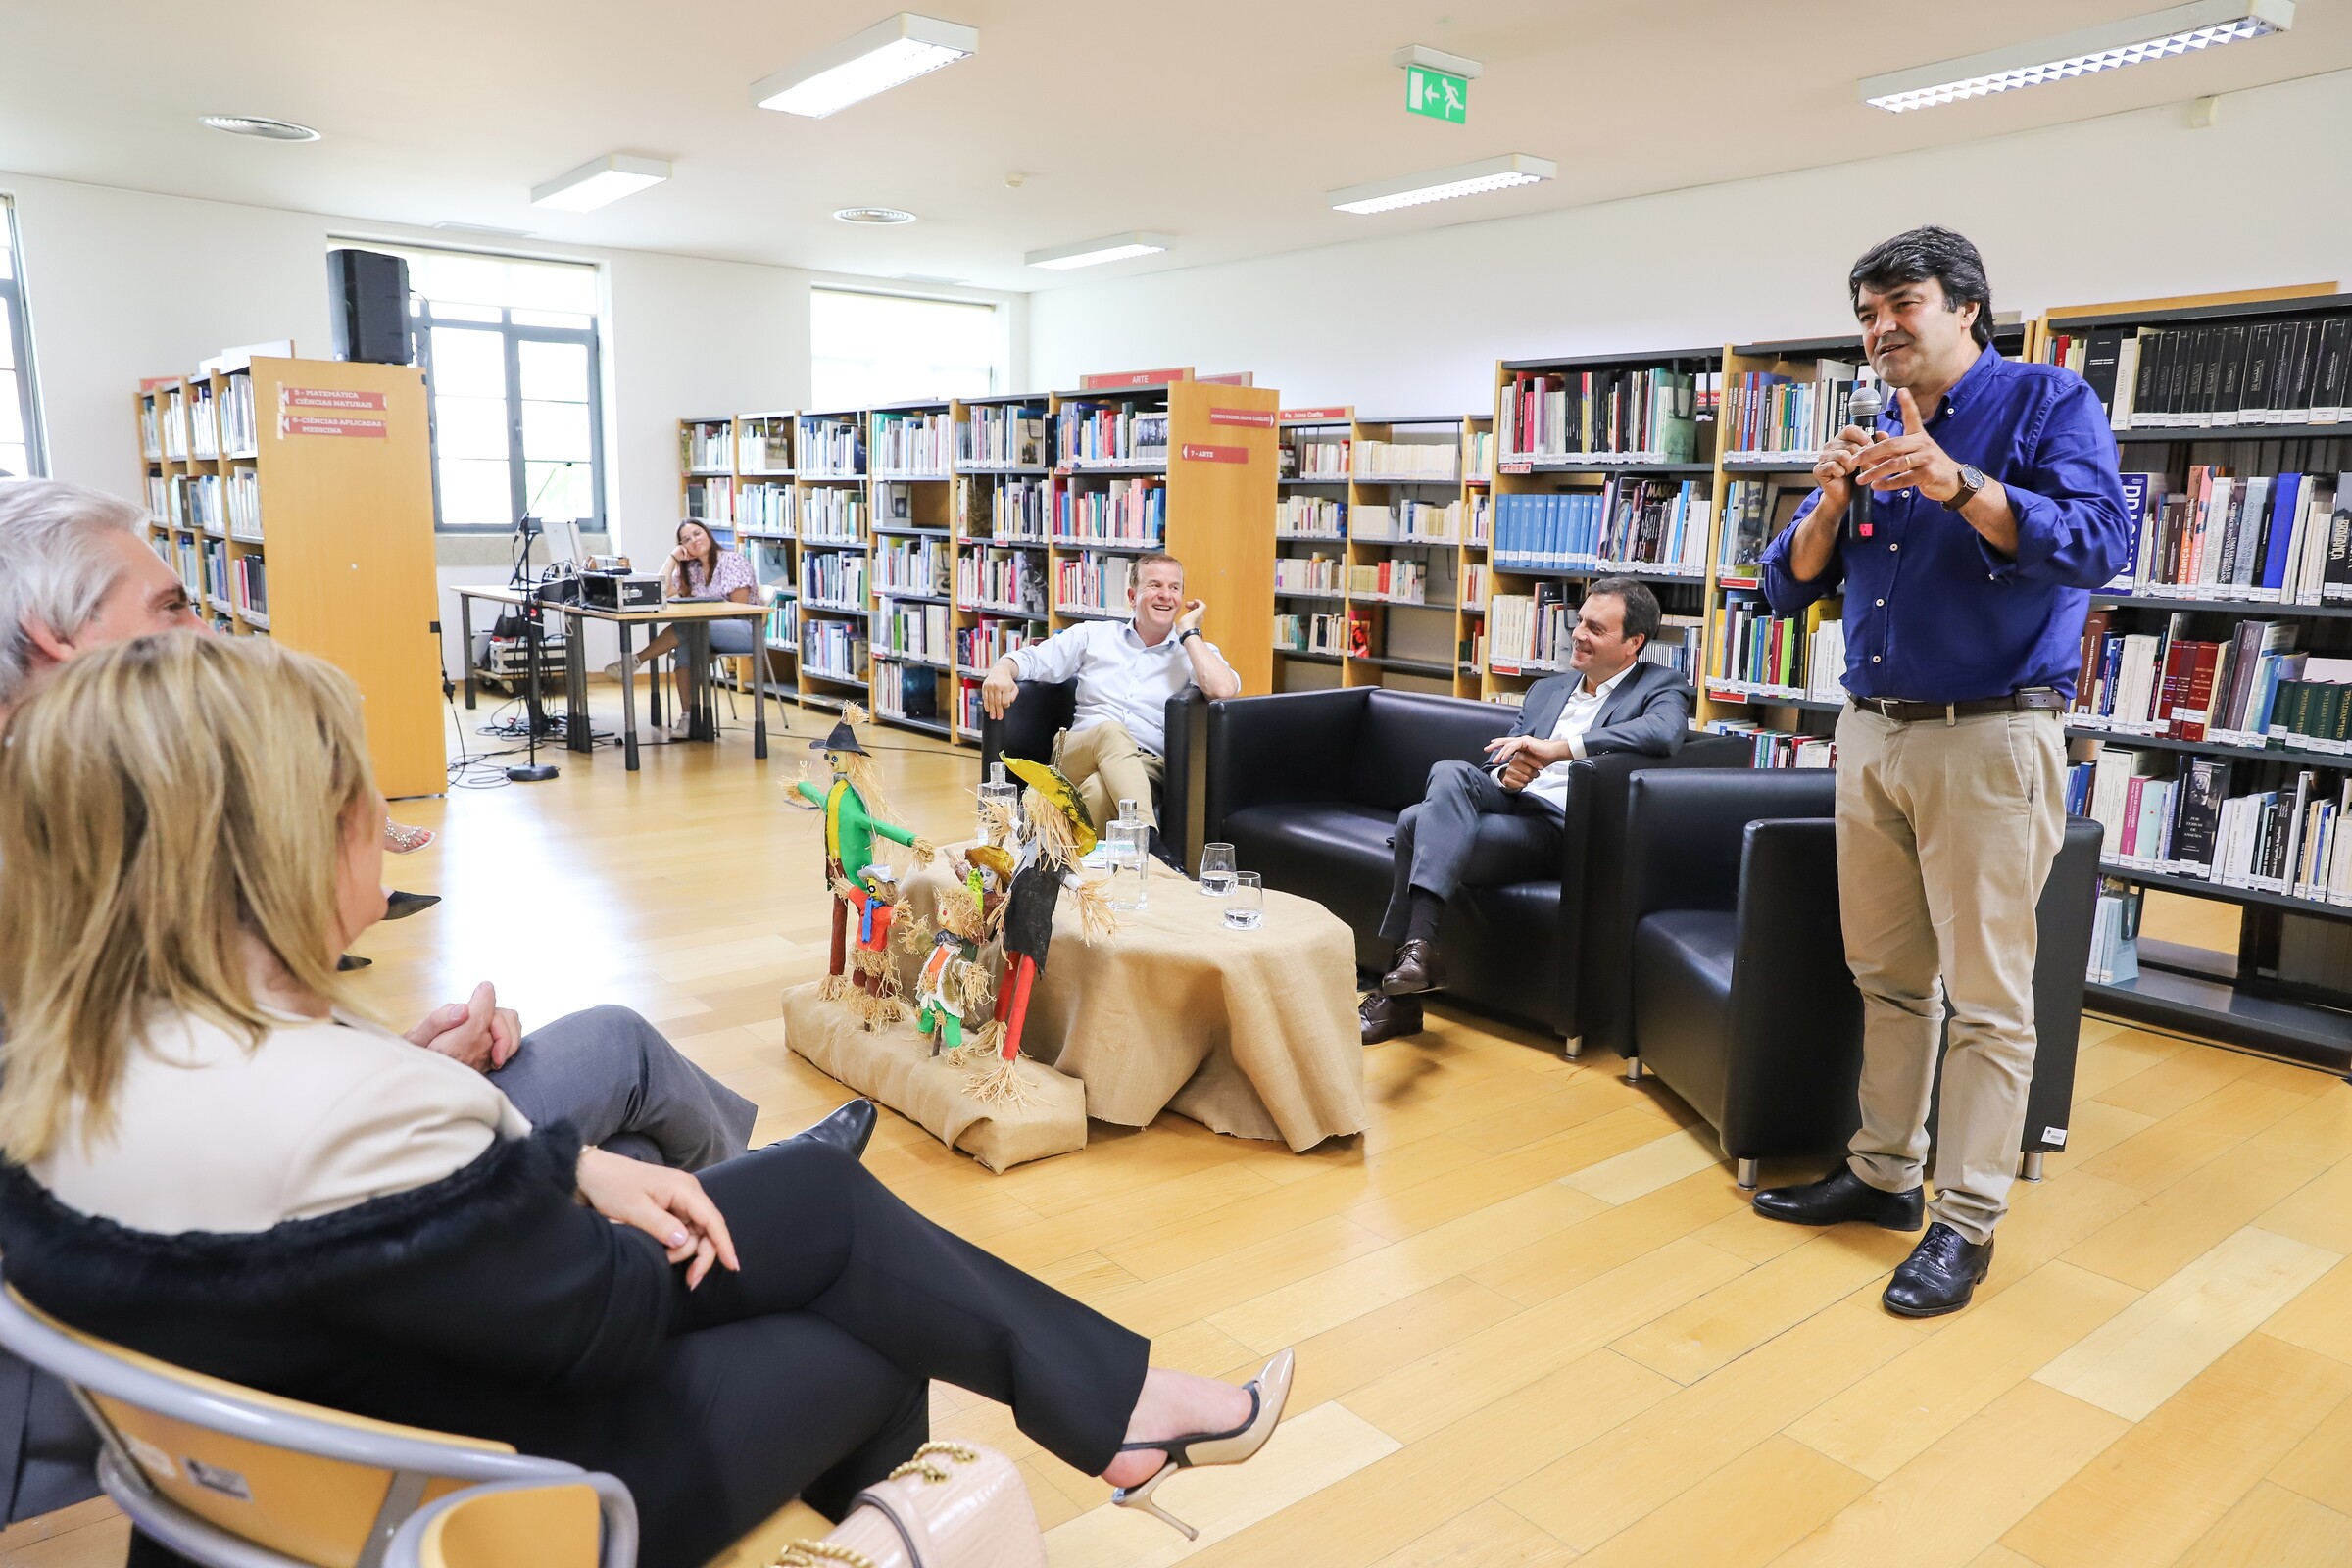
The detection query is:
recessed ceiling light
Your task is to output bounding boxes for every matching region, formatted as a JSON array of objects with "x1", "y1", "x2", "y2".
[
  {"x1": 835, "y1": 207, "x2": 918, "y2": 224},
  {"x1": 1861, "y1": 0, "x2": 2292, "y2": 113},
  {"x1": 751, "y1": 13, "x2": 979, "y2": 119},
  {"x1": 1025, "y1": 232, "x2": 1174, "y2": 270},
  {"x1": 1328, "y1": 154, "x2": 1556, "y2": 215},
  {"x1": 530, "y1": 154, "x2": 670, "y2": 212},
  {"x1": 201, "y1": 115, "x2": 319, "y2": 142}
]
